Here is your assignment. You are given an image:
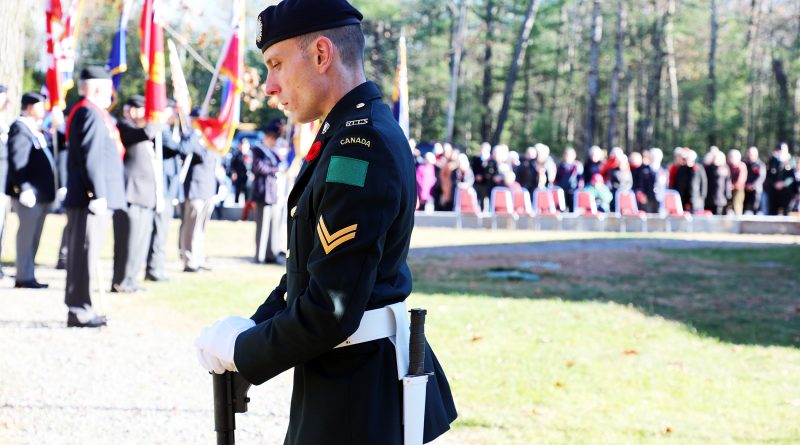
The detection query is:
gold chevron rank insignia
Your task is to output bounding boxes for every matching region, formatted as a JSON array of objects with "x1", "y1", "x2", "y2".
[{"x1": 317, "y1": 216, "x2": 357, "y2": 254}]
